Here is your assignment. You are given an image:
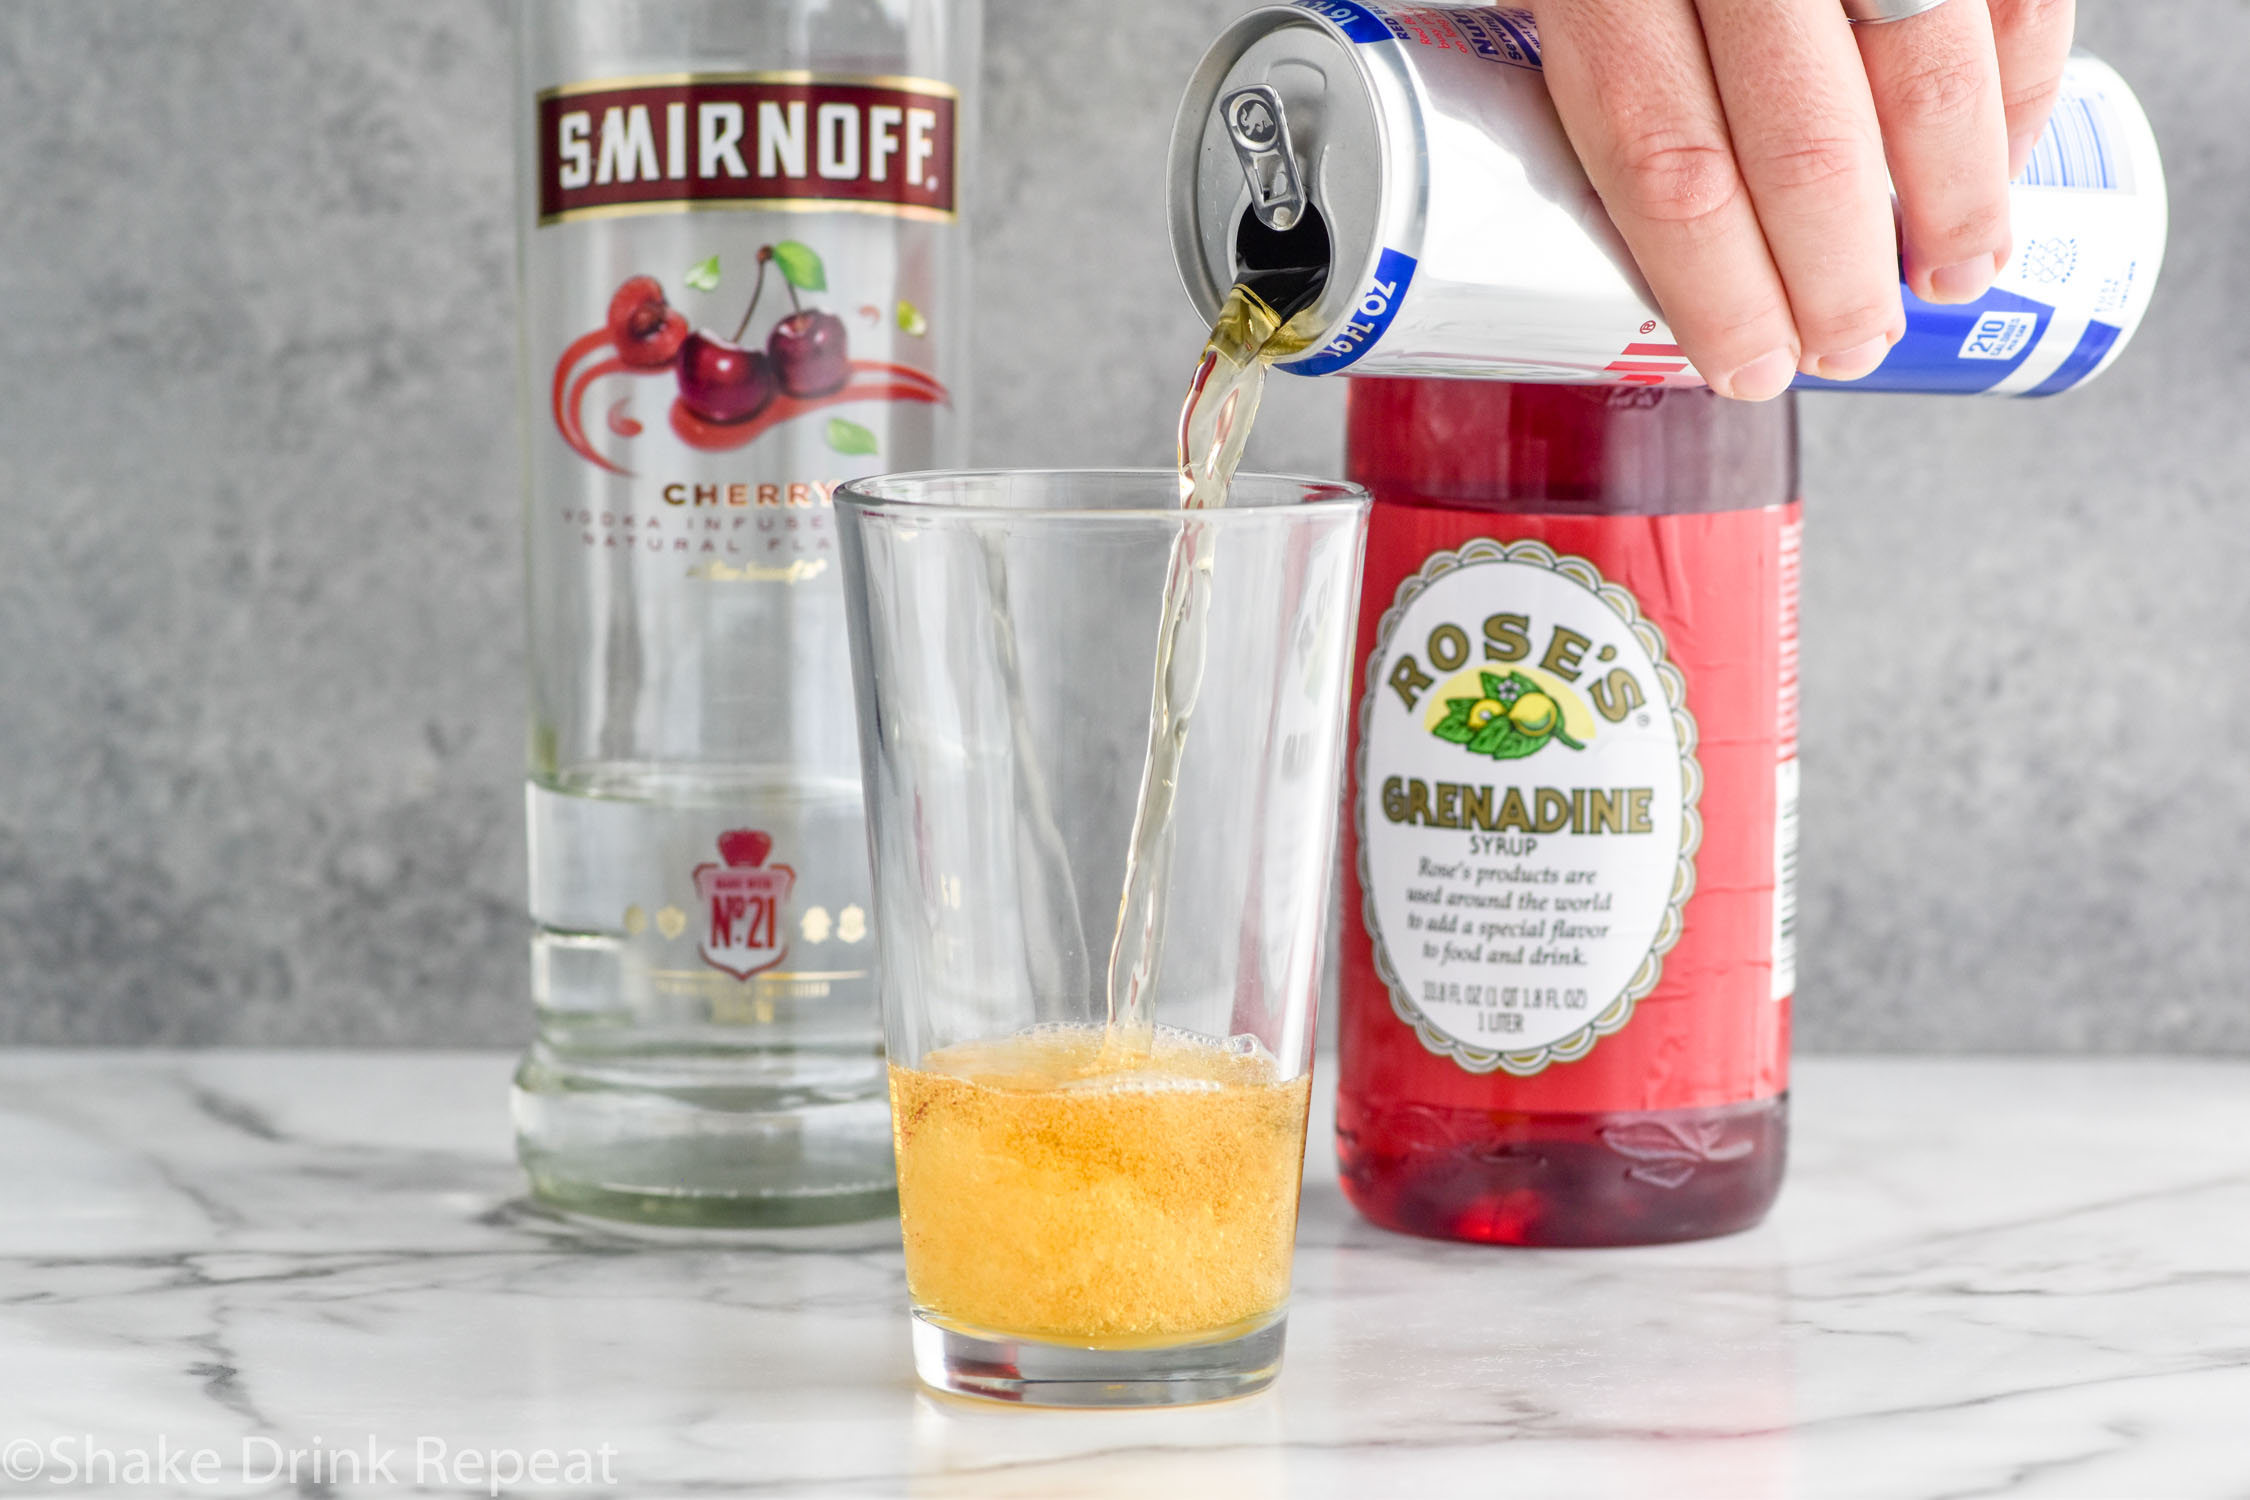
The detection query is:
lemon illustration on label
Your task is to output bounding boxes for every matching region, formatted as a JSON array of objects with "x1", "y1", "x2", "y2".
[{"x1": 1430, "y1": 670, "x2": 1586, "y2": 759}]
